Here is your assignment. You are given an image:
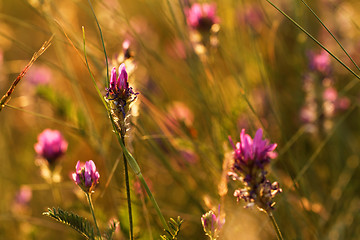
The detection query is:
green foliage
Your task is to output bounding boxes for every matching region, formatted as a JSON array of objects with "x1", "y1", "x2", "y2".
[
  {"x1": 160, "y1": 217, "x2": 184, "y2": 240},
  {"x1": 43, "y1": 207, "x2": 95, "y2": 240},
  {"x1": 103, "y1": 219, "x2": 119, "y2": 240}
]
